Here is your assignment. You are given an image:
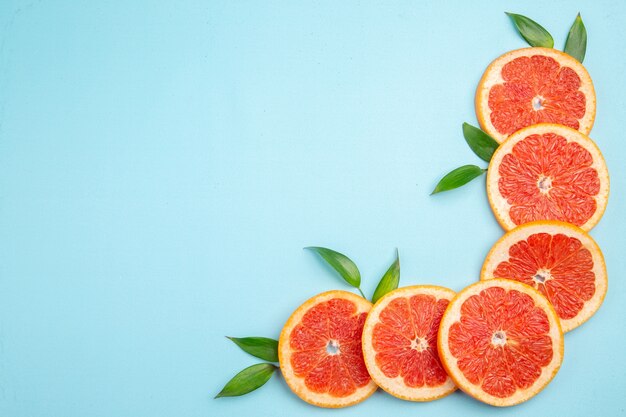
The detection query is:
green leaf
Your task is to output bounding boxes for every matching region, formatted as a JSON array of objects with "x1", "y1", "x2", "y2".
[
  {"x1": 215, "y1": 363, "x2": 277, "y2": 398},
  {"x1": 564, "y1": 13, "x2": 587, "y2": 63},
  {"x1": 226, "y1": 337, "x2": 279, "y2": 362},
  {"x1": 506, "y1": 12, "x2": 554, "y2": 48},
  {"x1": 431, "y1": 165, "x2": 486, "y2": 195},
  {"x1": 371, "y1": 249, "x2": 400, "y2": 304},
  {"x1": 462, "y1": 123, "x2": 499, "y2": 162},
  {"x1": 304, "y1": 247, "x2": 361, "y2": 288}
]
